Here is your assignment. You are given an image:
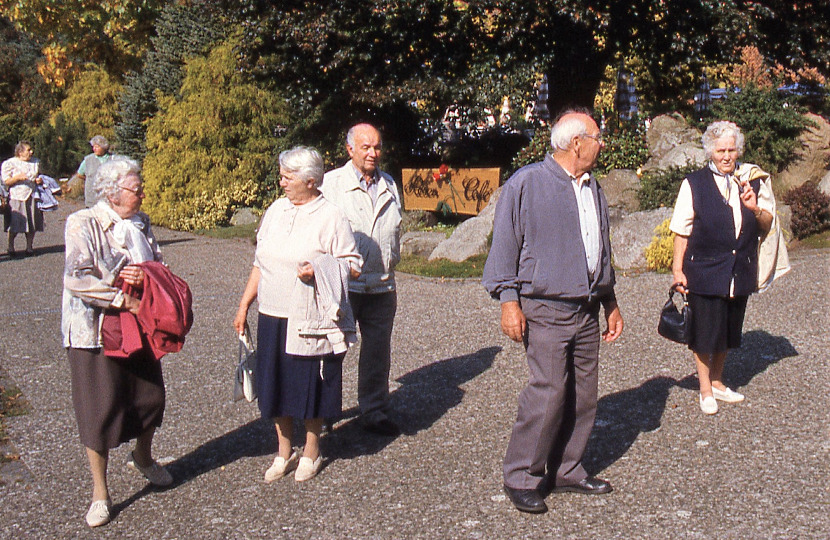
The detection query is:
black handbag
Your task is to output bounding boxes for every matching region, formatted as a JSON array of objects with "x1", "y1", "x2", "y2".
[{"x1": 657, "y1": 285, "x2": 692, "y2": 344}]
